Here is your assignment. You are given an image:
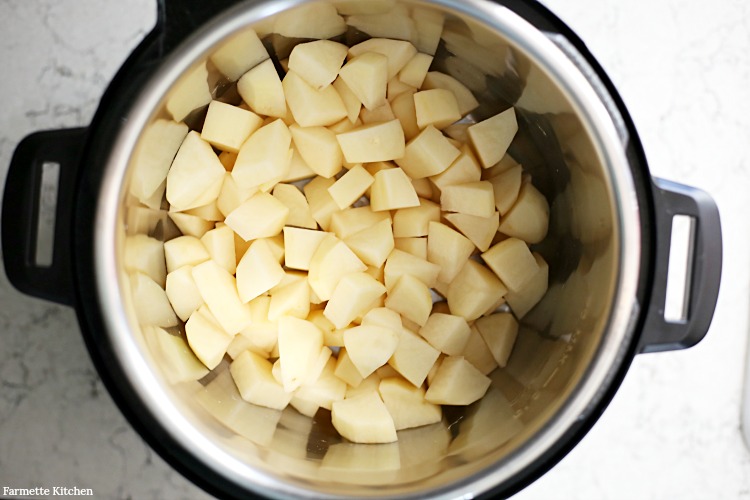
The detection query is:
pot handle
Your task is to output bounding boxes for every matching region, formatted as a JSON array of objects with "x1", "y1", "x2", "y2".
[
  {"x1": 637, "y1": 177, "x2": 722, "y2": 353},
  {"x1": 2, "y1": 128, "x2": 87, "y2": 307},
  {"x1": 156, "y1": 0, "x2": 243, "y2": 55}
]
